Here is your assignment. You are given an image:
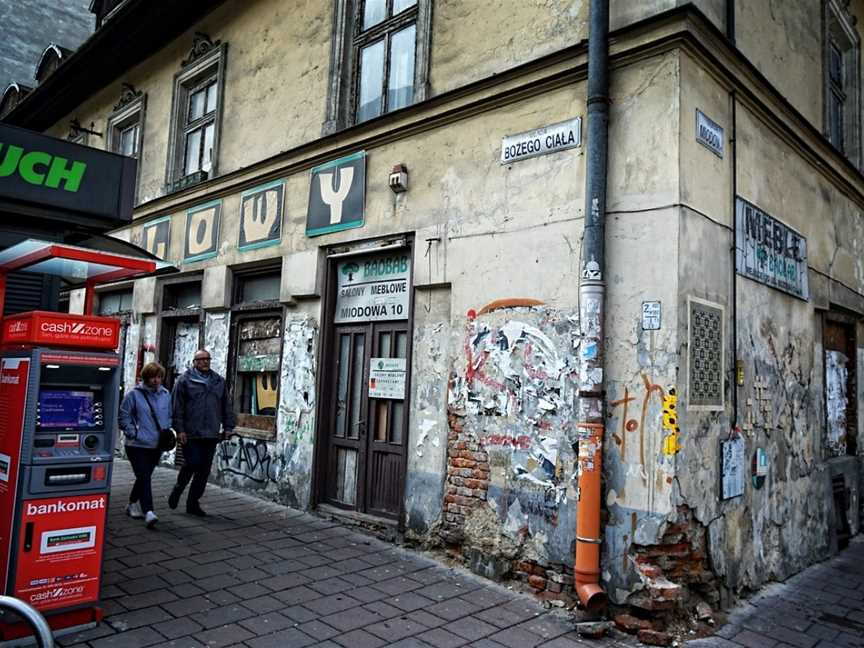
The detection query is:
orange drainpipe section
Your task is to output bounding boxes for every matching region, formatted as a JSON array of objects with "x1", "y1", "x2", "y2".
[{"x1": 575, "y1": 422, "x2": 607, "y2": 611}]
